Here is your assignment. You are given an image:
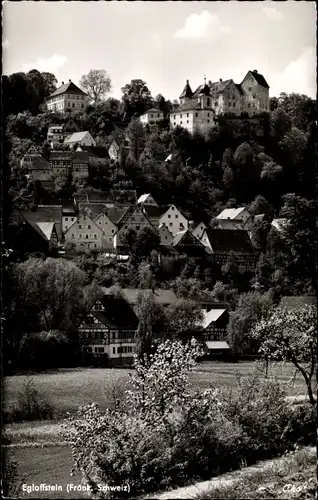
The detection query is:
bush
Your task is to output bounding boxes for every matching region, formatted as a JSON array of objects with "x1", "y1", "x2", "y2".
[
  {"x1": 64, "y1": 345, "x2": 316, "y2": 498},
  {"x1": 18, "y1": 330, "x2": 71, "y2": 371},
  {"x1": 3, "y1": 377, "x2": 54, "y2": 424}
]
